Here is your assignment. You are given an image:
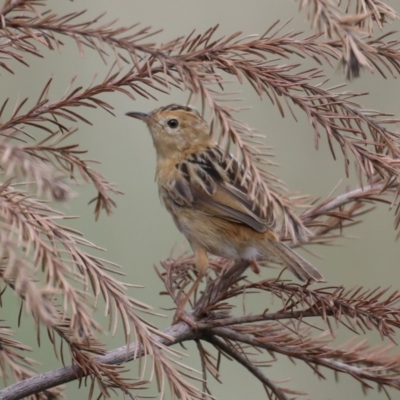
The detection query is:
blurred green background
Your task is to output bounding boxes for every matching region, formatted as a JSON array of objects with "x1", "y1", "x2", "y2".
[{"x1": 2, "y1": 0, "x2": 400, "y2": 398}]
